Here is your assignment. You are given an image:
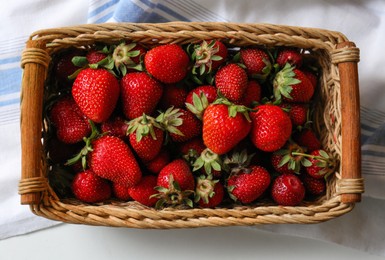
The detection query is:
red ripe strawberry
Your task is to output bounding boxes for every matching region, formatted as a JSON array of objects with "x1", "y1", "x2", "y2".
[
  {"x1": 271, "y1": 153, "x2": 295, "y2": 174},
  {"x1": 121, "y1": 72, "x2": 163, "y2": 120},
  {"x1": 157, "y1": 107, "x2": 202, "y2": 143},
  {"x1": 250, "y1": 104, "x2": 292, "y2": 152},
  {"x1": 303, "y1": 69, "x2": 317, "y2": 91},
  {"x1": 157, "y1": 159, "x2": 195, "y2": 191},
  {"x1": 112, "y1": 182, "x2": 131, "y2": 201},
  {"x1": 195, "y1": 175, "x2": 224, "y2": 208},
  {"x1": 236, "y1": 80, "x2": 262, "y2": 107},
  {"x1": 86, "y1": 49, "x2": 107, "y2": 64},
  {"x1": 90, "y1": 135, "x2": 142, "y2": 187},
  {"x1": 128, "y1": 175, "x2": 159, "y2": 207},
  {"x1": 215, "y1": 64, "x2": 248, "y2": 102},
  {"x1": 144, "y1": 149, "x2": 170, "y2": 174},
  {"x1": 227, "y1": 165, "x2": 271, "y2": 204},
  {"x1": 100, "y1": 116, "x2": 128, "y2": 140},
  {"x1": 50, "y1": 96, "x2": 91, "y2": 144},
  {"x1": 276, "y1": 48, "x2": 303, "y2": 68},
  {"x1": 279, "y1": 103, "x2": 309, "y2": 127},
  {"x1": 305, "y1": 149, "x2": 336, "y2": 179},
  {"x1": 191, "y1": 40, "x2": 228, "y2": 74},
  {"x1": 178, "y1": 137, "x2": 206, "y2": 157},
  {"x1": 301, "y1": 173, "x2": 326, "y2": 196},
  {"x1": 127, "y1": 114, "x2": 164, "y2": 162},
  {"x1": 72, "y1": 170, "x2": 111, "y2": 203},
  {"x1": 54, "y1": 48, "x2": 85, "y2": 83},
  {"x1": 271, "y1": 173, "x2": 305, "y2": 206},
  {"x1": 72, "y1": 68, "x2": 120, "y2": 123},
  {"x1": 185, "y1": 85, "x2": 217, "y2": 105},
  {"x1": 159, "y1": 84, "x2": 188, "y2": 109},
  {"x1": 240, "y1": 48, "x2": 271, "y2": 77},
  {"x1": 273, "y1": 64, "x2": 314, "y2": 103},
  {"x1": 202, "y1": 103, "x2": 251, "y2": 155},
  {"x1": 144, "y1": 44, "x2": 189, "y2": 83},
  {"x1": 293, "y1": 128, "x2": 321, "y2": 152}
]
